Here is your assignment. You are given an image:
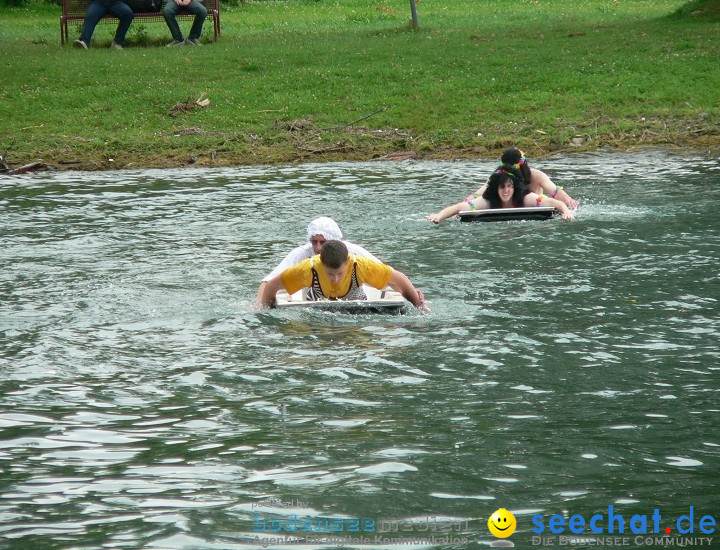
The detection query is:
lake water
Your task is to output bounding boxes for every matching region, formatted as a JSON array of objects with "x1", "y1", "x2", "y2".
[{"x1": 1, "y1": 151, "x2": 718, "y2": 549}]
